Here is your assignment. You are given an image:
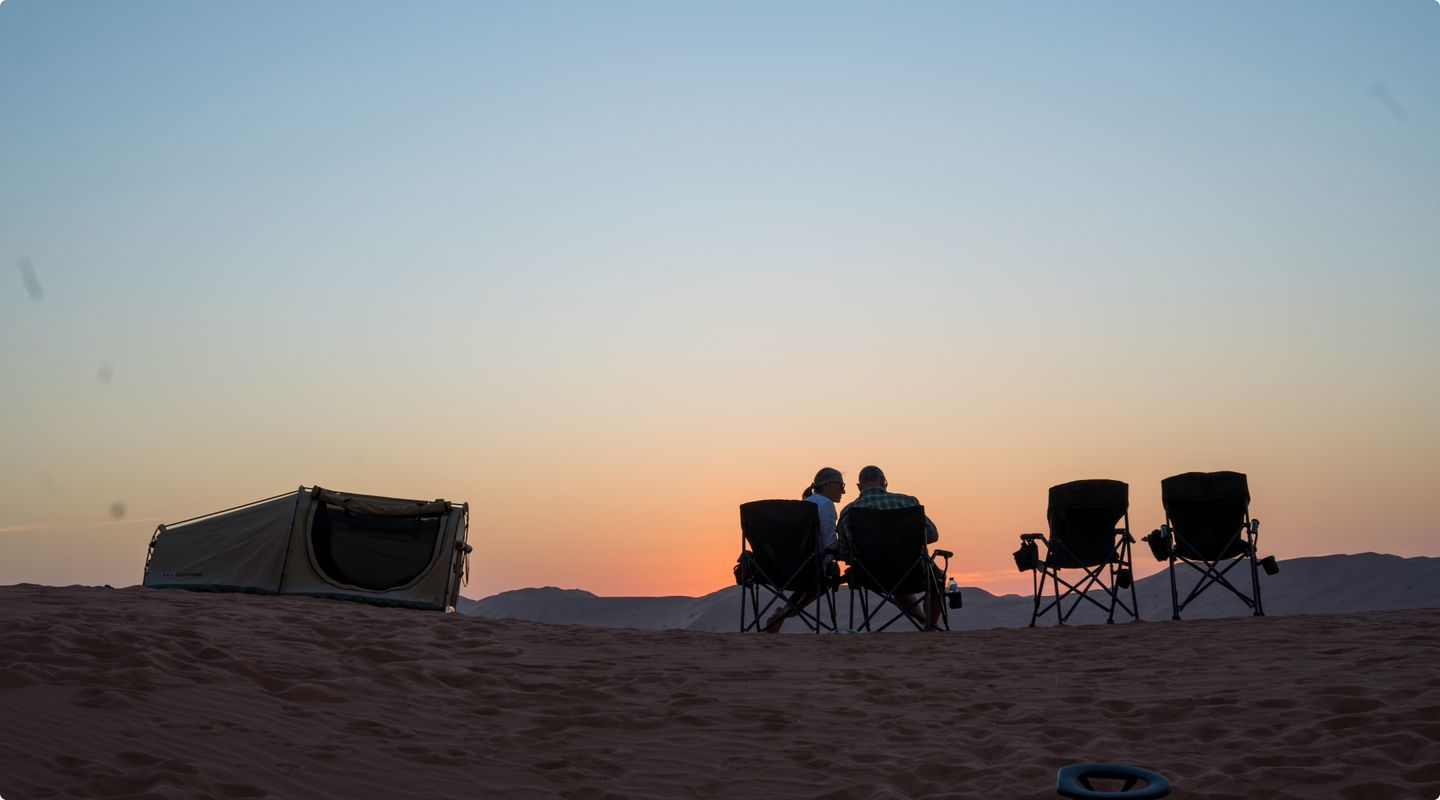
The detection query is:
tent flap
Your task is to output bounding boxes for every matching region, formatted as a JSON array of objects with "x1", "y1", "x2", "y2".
[{"x1": 311, "y1": 487, "x2": 450, "y2": 517}]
